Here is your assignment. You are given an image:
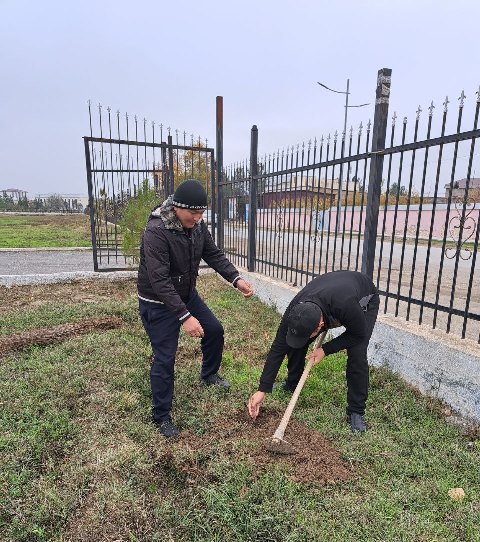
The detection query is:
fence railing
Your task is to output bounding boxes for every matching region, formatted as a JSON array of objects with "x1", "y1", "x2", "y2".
[{"x1": 220, "y1": 69, "x2": 480, "y2": 343}]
